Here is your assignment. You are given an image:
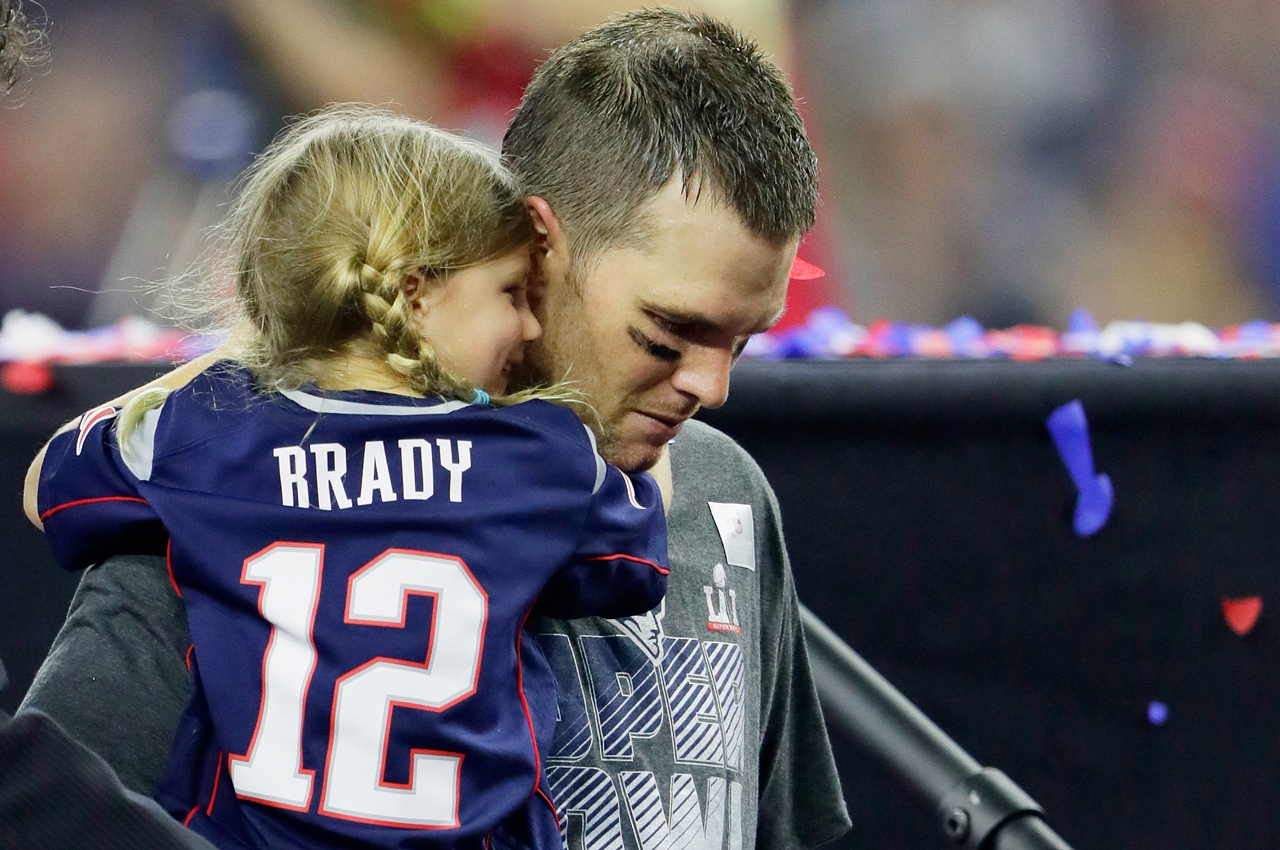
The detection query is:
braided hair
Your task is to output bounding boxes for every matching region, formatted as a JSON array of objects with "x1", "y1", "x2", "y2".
[{"x1": 221, "y1": 105, "x2": 539, "y2": 404}]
